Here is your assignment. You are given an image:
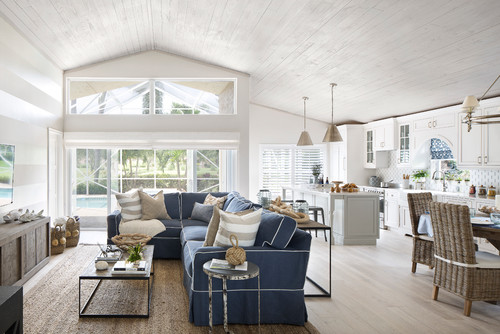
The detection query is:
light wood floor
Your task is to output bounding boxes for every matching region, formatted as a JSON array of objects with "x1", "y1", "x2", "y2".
[{"x1": 24, "y1": 229, "x2": 500, "y2": 333}]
